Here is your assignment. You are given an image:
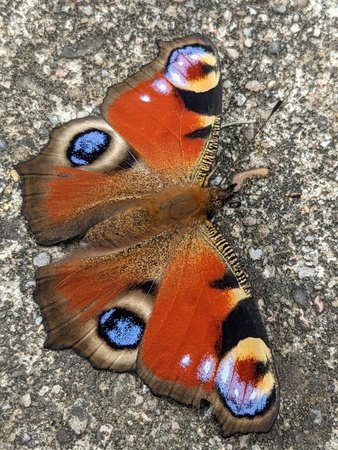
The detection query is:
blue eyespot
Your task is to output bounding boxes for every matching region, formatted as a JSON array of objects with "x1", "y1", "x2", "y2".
[
  {"x1": 98, "y1": 308, "x2": 145, "y2": 350},
  {"x1": 67, "y1": 129, "x2": 110, "y2": 166},
  {"x1": 215, "y1": 356, "x2": 271, "y2": 417},
  {"x1": 165, "y1": 44, "x2": 211, "y2": 89}
]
